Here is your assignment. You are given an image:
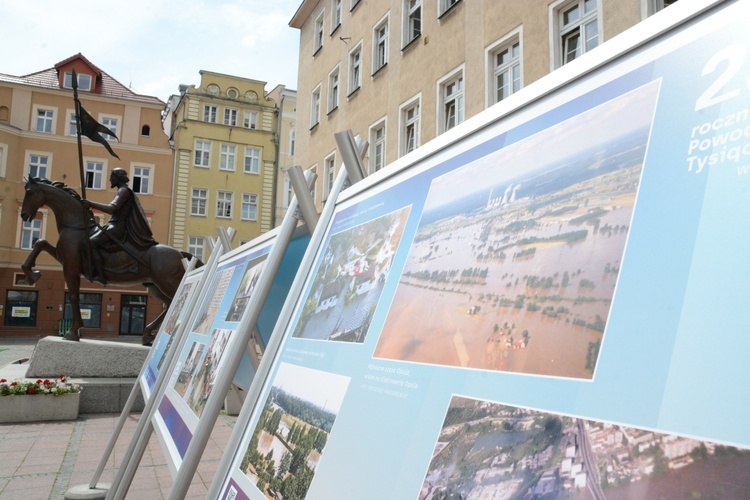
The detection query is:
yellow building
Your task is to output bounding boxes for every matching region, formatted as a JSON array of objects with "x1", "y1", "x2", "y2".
[
  {"x1": 266, "y1": 84, "x2": 298, "y2": 226},
  {"x1": 289, "y1": 0, "x2": 678, "y2": 206},
  {"x1": 164, "y1": 71, "x2": 278, "y2": 255},
  {"x1": 0, "y1": 54, "x2": 174, "y2": 338}
]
